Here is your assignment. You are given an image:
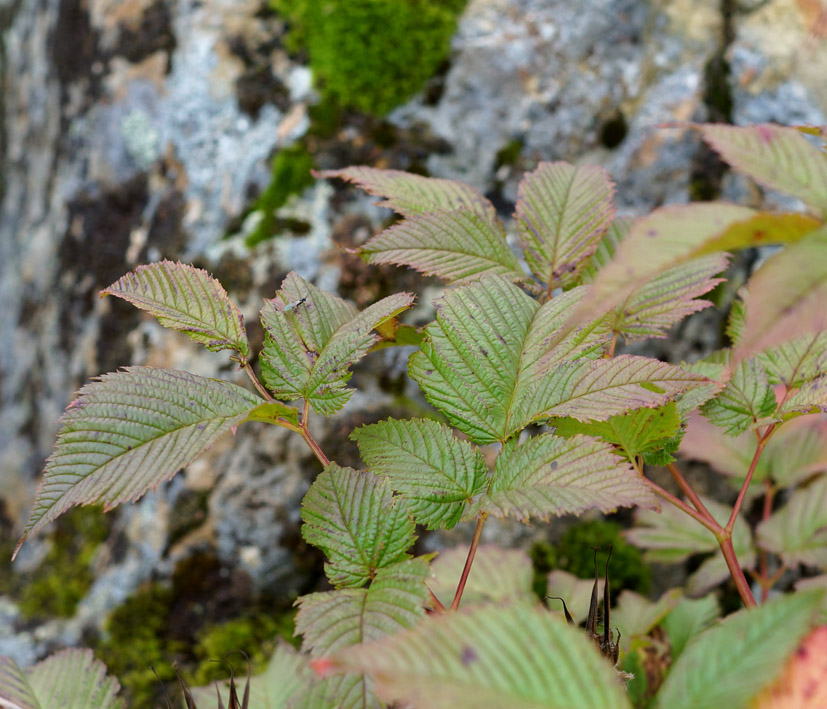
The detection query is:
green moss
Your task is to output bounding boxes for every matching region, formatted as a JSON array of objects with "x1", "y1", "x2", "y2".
[
  {"x1": 530, "y1": 519, "x2": 652, "y2": 599},
  {"x1": 189, "y1": 610, "x2": 297, "y2": 686},
  {"x1": 246, "y1": 143, "x2": 316, "y2": 247},
  {"x1": 16, "y1": 506, "x2": 111, "y2": 620},
  {"x1": 273, "y1": 0, "x2": 467, "y2": 116},
  {"x1": 494, "y1": 138, "x2": 524, "y2": 169}
]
